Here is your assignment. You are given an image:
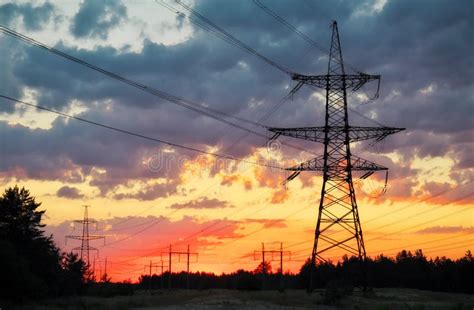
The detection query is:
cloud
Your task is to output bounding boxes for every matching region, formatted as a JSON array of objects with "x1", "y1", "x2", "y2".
[
  {"x1": 111, "y1": 181, "x2": 178, "y2": 201},
  {"x1": 0, "y1": 2, "x2": 55, "y2": 31},
  {"x1": 244, "y1": 218, "x2": 287, "y2": 228},
  {"x1": 220, "y1": 174, "x2": 253, "y2": 190},
  {"x1": 169, "y1": 197, "x2": 234, "y2": 209},
  {"x1": 415, "y1": 226, "x2": 474, "y2": 234},
  {"x1": 0, "y1": 0, "x2": 472, "y2": 201},
  {"x1": 56, "y1": 185, "x2": 84, "y2": 199},
  {"x1": 270, "y1": 188, "x2": 289, "y2": 204},
  {"x1": 70, "y1": 0, "x2": 127, "y2": 39}
]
